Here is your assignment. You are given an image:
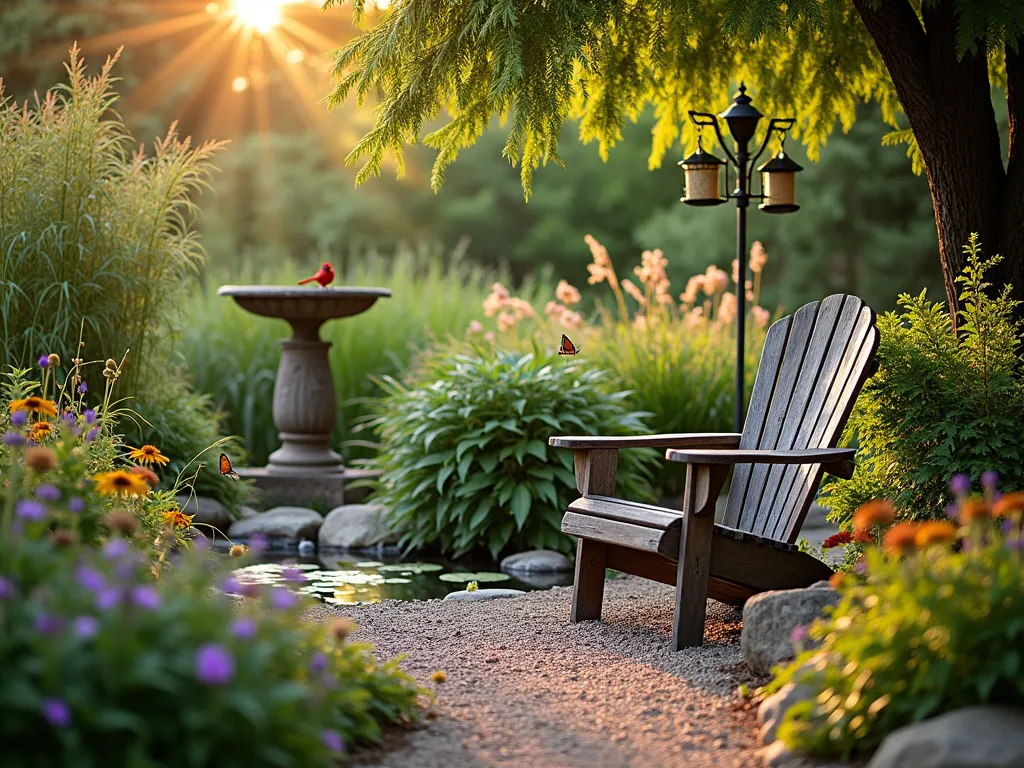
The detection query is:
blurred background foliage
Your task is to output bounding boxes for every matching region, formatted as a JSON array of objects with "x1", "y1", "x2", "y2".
[{"x1": 0, "y1": 0, "x2": 961, "y2": 506}]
